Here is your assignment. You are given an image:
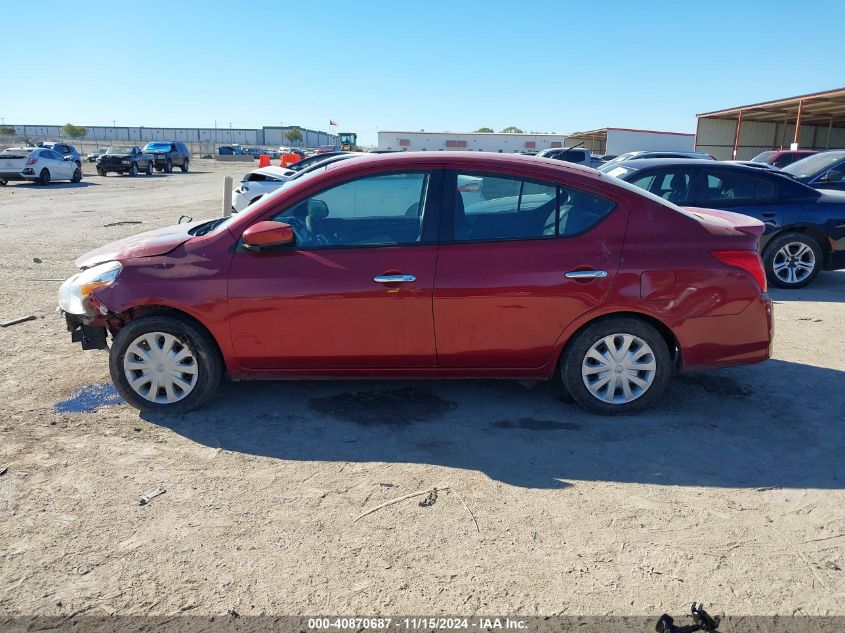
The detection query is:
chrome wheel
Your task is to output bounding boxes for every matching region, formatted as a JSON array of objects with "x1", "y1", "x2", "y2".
[
  {"x1": 123, "y1": 332, "x2": 199, "y2": 404},
  {"x1": 772, "y1": 241, "x2": 815, "y2": 285},
  {"x1": 581, "y1": 333, "x2": 656, "y2": 404}
]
